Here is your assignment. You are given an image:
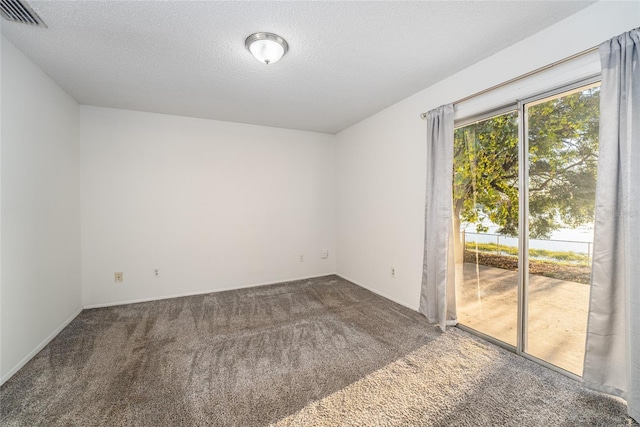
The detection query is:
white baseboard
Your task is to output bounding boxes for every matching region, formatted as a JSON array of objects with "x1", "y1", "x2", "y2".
[
  {"x1": 82, "y1": 273, "x2": 338, "y2": 309},
  {"x1": 336, "y1": 274, "x2": 419, "y2": 311},
  {"x1": 1, "y1": 307, "x2": 83, "y2": 386}
]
